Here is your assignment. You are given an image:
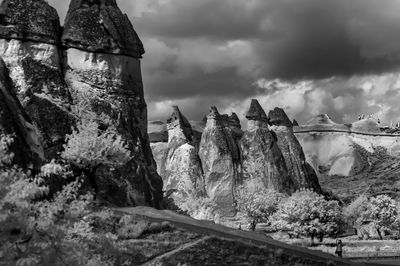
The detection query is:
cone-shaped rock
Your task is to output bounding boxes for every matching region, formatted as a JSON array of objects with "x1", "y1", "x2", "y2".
[
  {"x1": 167, "y1": 106, "x2": 193, "y2": 145},
  {"x1": 269, "y1": 107, "x2": 293, "y2": 127},
  {"x1": 268, "y1": 108, "x2": 321, "y2": 193},
  {"x1": 151, "y1": 106, "x2": 204, "y2": 207},
  {"x1": 240, "y1": 100, "x2": 293, "y2": 194},
  {"x1": 0, "y1": 0, "x2": 74, "y2": 159},
  {"x1": 246, "y1": 99, "x2": 269, "y2": 122},
  {"x1": 199, "y1": 106, "x2": 238, "y2": 216},
  {"x1": 62, "y1": 0, "x2": 144, "y2": 57},
  {"x1": 63, "y1": 0, "x2": 163, "y2": 207},
  {"x1": 0, "y1": 58, "x2": 43, "y2": 168}
]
